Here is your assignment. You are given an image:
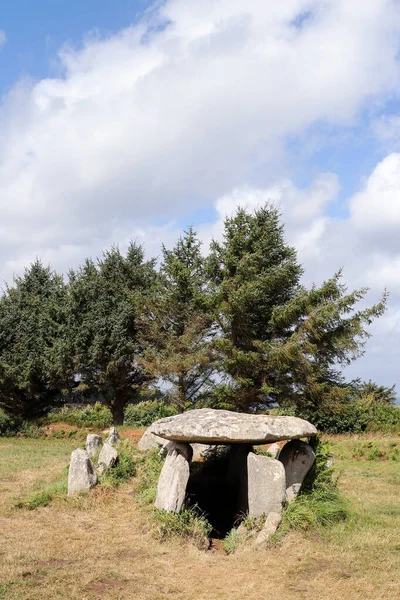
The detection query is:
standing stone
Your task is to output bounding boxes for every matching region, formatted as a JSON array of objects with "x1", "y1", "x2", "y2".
[
  {"x1": 255, "y1": 511, "x2": 282, "y2": 545},
  {"x1": 68, "y1": 449, "x2": 97, "y2": 496},
  {"x1": 267, "y1": 443, "x2": 281, "y2": 459},
  {"x1": 98, "y1": 442, "x2": 118, "y2": 472},
  {"x1": 138, "y1": 426, "x2": 168, "y2": 451},
  {"x1": 86, "y1": 434, "x2": 103, "y2": 457},
  {"x1": 247, "y1": 453, "x2": 286, "y2": 517},
  {"x1": 155, "y1": 442, "x2": 192, "y2": 512},
  {"x1": 279, "y1": 439, "x2": 316, "y2": 502},
  {"x1": 107, "y1": 426, "x2": 121, "y2": 446}
]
